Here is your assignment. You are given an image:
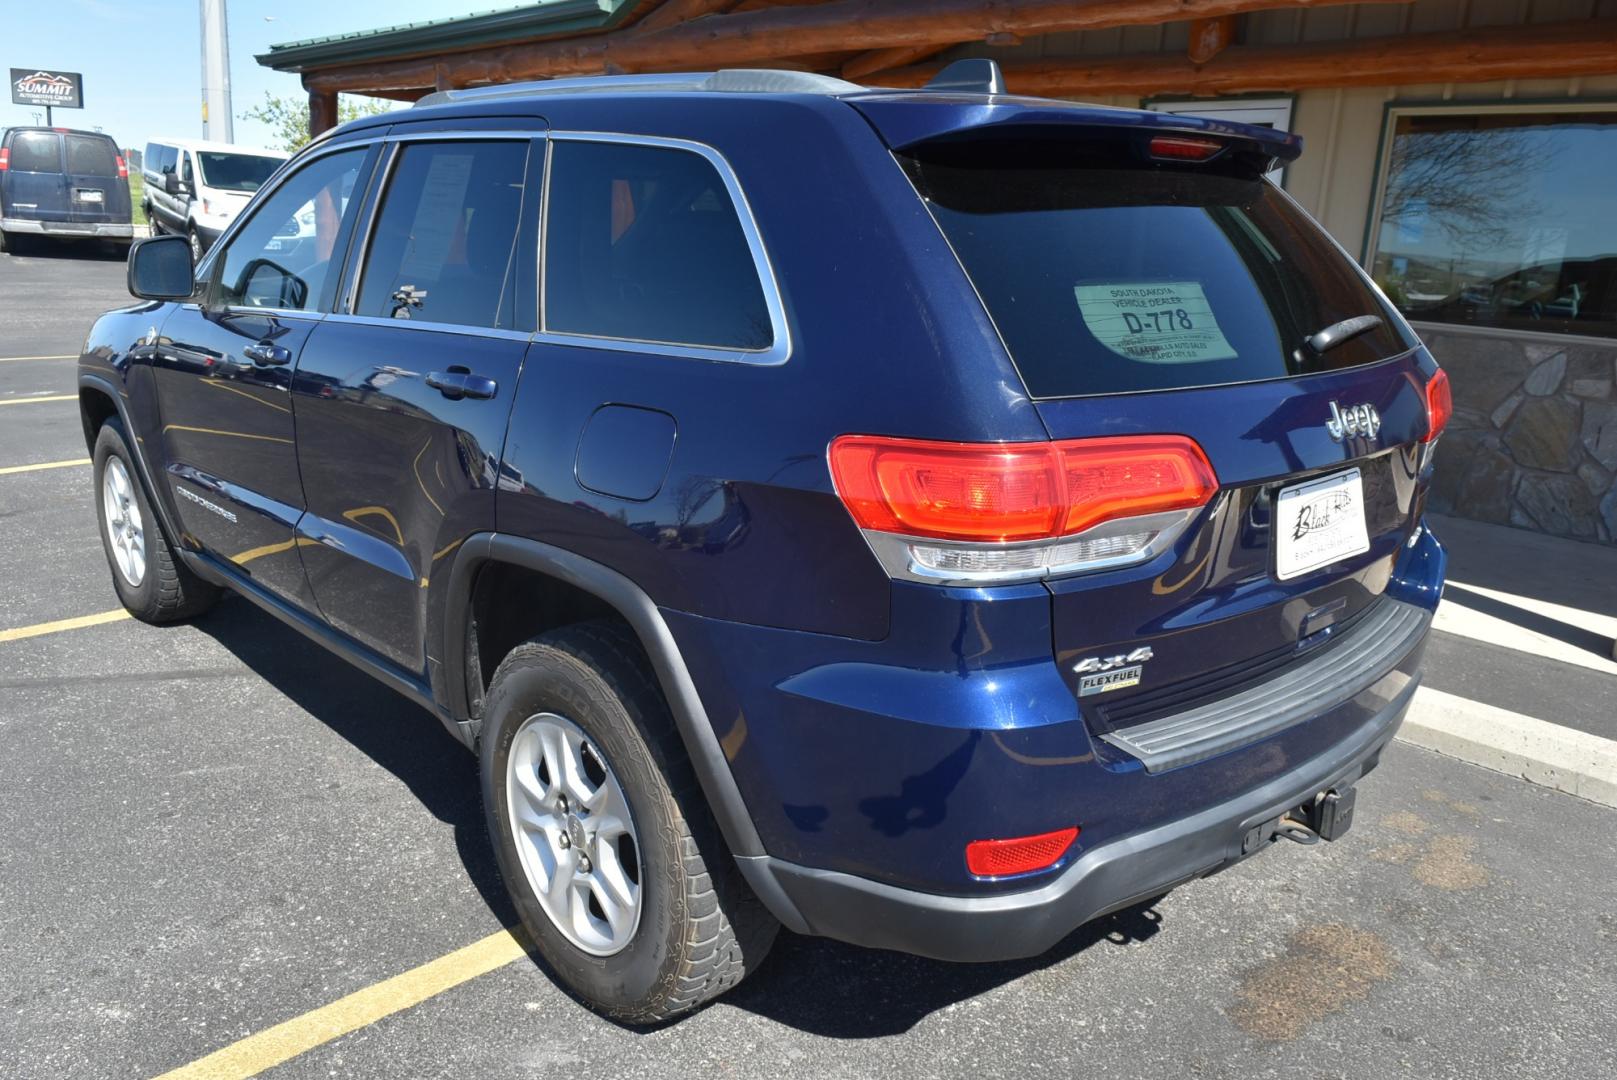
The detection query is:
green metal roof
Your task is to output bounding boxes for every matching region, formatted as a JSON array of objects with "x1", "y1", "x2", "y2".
[{"x1": 257, "y1": 0, "x2": 646, "y2": 72}]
